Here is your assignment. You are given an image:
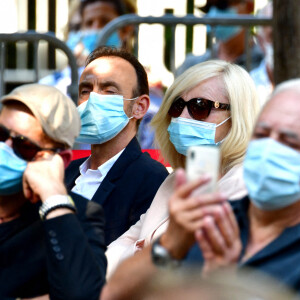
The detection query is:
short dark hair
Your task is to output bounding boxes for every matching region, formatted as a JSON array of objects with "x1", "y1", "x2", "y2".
[
  {"x1": 79, "y1": 0, "x2": 126, "y2": 17},
  {"x1": 85, "y1": 46, "x2": 149, "y2": 97}
]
